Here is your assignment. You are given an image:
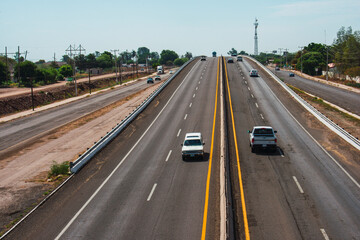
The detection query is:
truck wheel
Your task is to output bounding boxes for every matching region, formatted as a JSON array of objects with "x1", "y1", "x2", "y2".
[{"x1": 251, "y1": 147, "x2": 255, "y2": 153}]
